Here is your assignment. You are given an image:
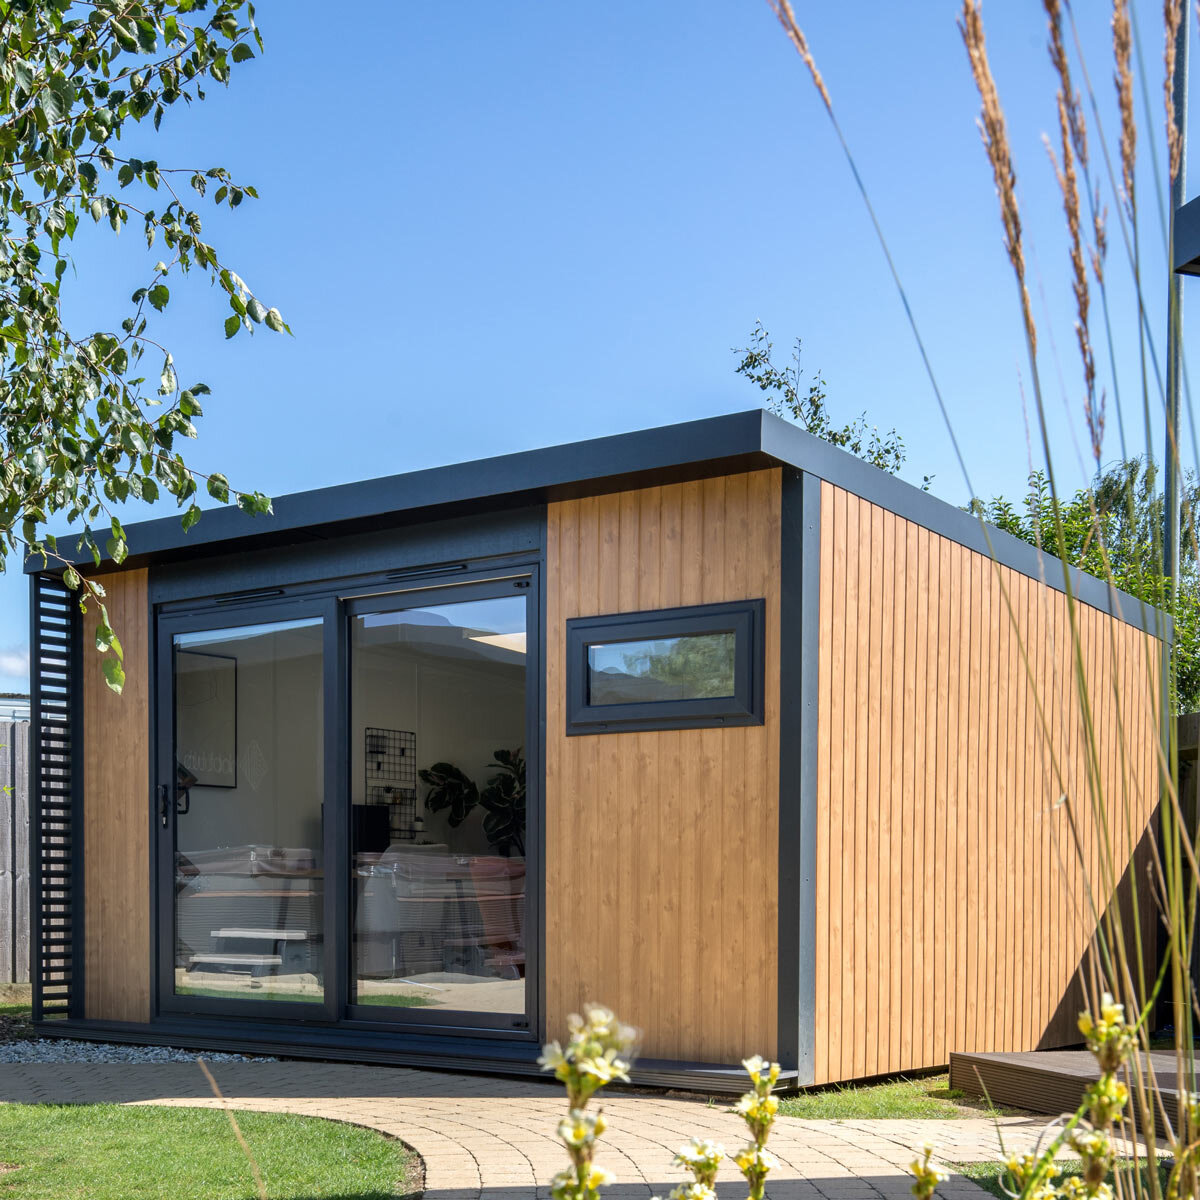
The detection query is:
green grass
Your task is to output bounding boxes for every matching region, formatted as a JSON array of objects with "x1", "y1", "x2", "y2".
[
  {"x1": 175, "y1": 987, "x2": 326, "y2": 1004},
  {"x1": 0, "y1": 1103, "x2": 415, "y2": 1199},
  {"x1": 0, "y1": 982, "x2": 32, "y2": 1009},
  {"x1": 778, "y1": 1072, "x2": 1013, "y2": 1120},
  {"x1": 175, "y1": 988, "x2": 432, "y2": 1008},
  {"x1": 953, "y1": 1158, "x2": 1172, "y2": 1200},
  {"x1": 0, "y1": 1001, "x2": 32, "y2": 1017},
  {"x1": 353, "y1": 993, "x2": 435, "y2": 1008}
]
